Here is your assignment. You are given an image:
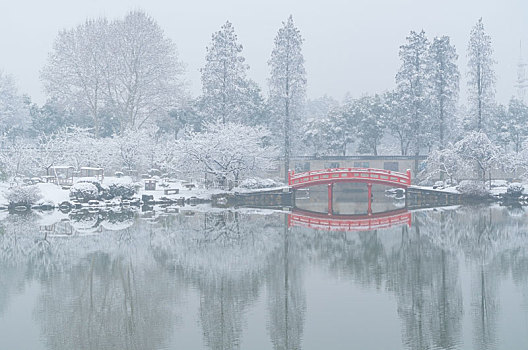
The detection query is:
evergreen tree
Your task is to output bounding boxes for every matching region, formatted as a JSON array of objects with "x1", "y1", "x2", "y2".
[
  {"x1": 268, "y1": 15, "x2": 306, "y2": 182},
  {"x1": 467, "y1": 18, "x2": 496, "y2": 131},
  {"x1": 429, "y1": 36, "x2": 459, "y2": 149},
  {"x1": 30, "y1": 100, "x2": 70, "y2": 136},
  {"x1": 394, "y1": 30, "x2": 432, "y2": 161},
  {"x1": 302, "y1": 96, "x2": 340, "y2": 156},
  {"x1": 0, "y1": 71, "x2": 30, "y2": 141},
  {"x1": 238, "y1": 79, "x2": 270, "y2": 127},
  {"x1": 345, "y1": 94, "x2": 386, "y2": 155},
  {"x1": 496, "y1": 98, "x2": 528, "y2": 152},
  {"x1": 490, "y1": 103, "x2": 510, "y2": 150},
  {"x1": 385, "y1": 90, "x2": 414, "y2": 156},
  {"x1": 200, "y1": 21, "x2": 250, "y2": 124}
]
